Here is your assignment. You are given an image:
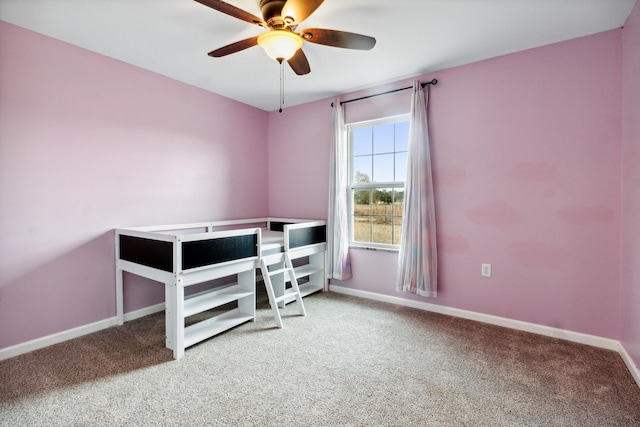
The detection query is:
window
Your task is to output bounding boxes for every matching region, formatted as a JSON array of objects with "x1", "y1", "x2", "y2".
[{"x1": 348, "y1": 115, "x2": 409, "y2": 249}]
